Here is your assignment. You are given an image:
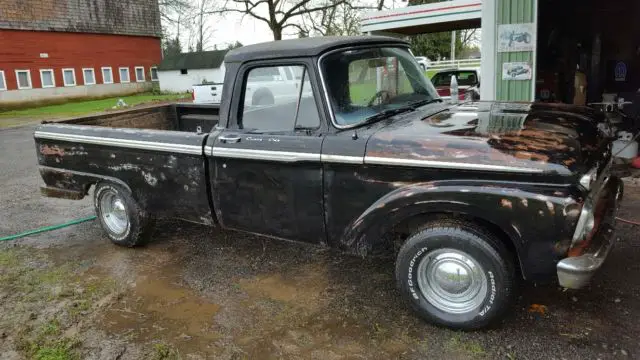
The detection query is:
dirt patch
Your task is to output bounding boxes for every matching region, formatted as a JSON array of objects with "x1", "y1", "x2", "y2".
[{"x1": 1, "y1": 184, "x2": 640, "y2": 359}]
